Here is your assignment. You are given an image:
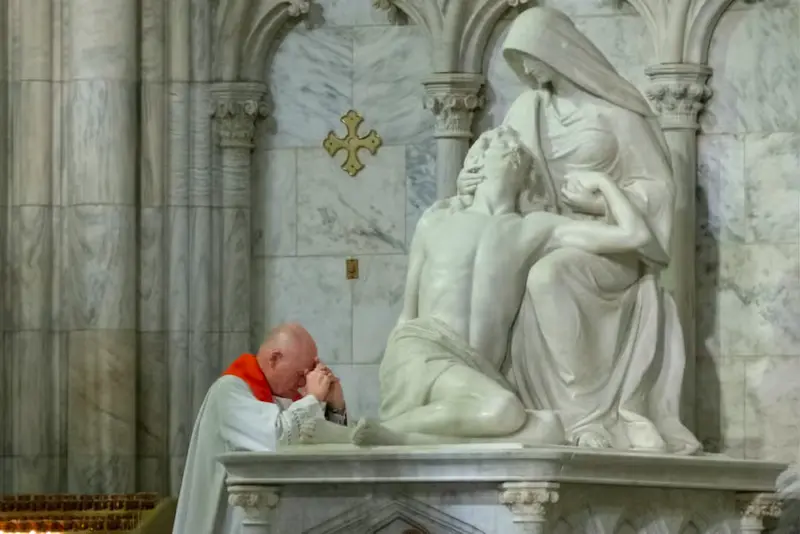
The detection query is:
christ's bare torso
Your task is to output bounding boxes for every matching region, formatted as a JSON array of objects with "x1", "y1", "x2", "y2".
[{"x1": 416, "y1": 208, "x2": 563, "y2": 370}]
